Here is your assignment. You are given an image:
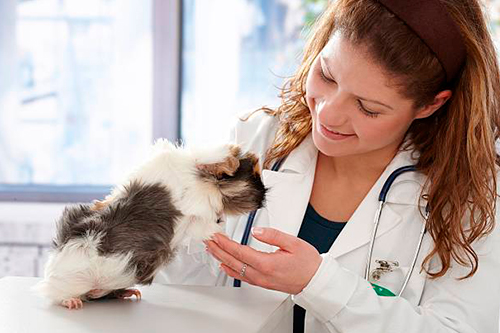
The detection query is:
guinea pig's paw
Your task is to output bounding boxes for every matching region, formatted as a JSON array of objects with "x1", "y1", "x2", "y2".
[
  {"x1": 114, "y1": 288, "x2": 142, "y2": 300},
  {"x1": 61, "y1": 297, "x2": 84, "y2": 310}
]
